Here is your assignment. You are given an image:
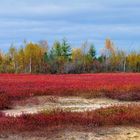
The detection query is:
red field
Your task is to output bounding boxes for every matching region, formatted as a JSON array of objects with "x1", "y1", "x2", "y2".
[
  {"x1": 0, "y1": 105, "x2": 140, "y2": 132},
  {"x1": 0, "y1": 73, "x2": 140, "y2": 100},
  {"x1": 0, "y1": 73, "x2": 140, "y2": 138}
]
